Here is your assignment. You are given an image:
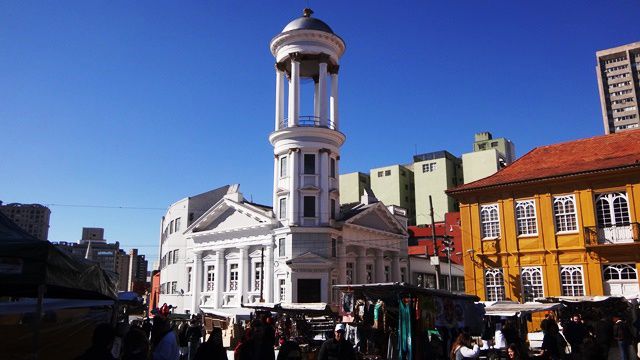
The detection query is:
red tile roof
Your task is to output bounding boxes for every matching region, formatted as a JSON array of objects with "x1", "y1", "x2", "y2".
[{"x1": 449, "y1": 130, "x2": 640, "y2": 194}]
